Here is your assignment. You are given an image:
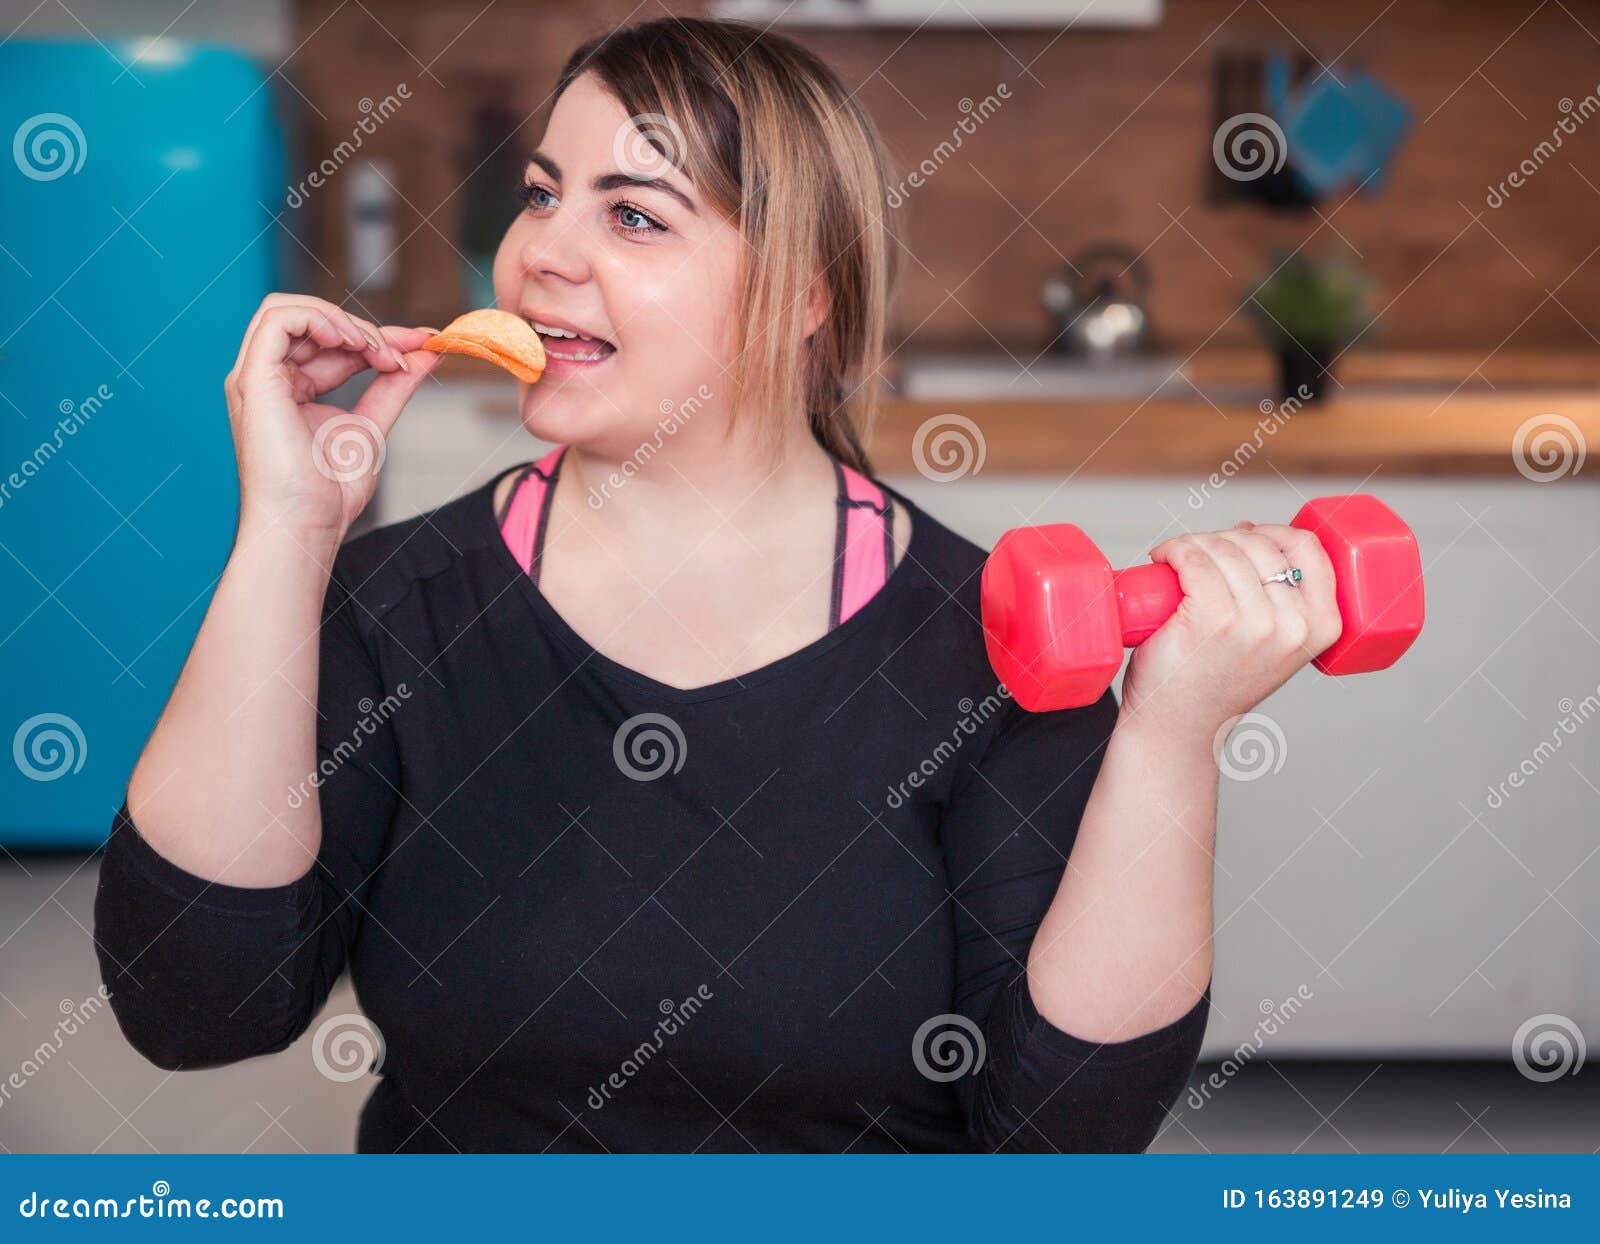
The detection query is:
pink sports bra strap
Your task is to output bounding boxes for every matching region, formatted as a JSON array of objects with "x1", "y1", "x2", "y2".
[
  {"x1": 831, "y1": 458, "x2": 895, "y2": 629},
  {"x1": 498, "y1": 446, "x2": 895, "y2": 629},
  {"x1": 497, "y1": 445, "x2": 566, "y2": 577}
]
